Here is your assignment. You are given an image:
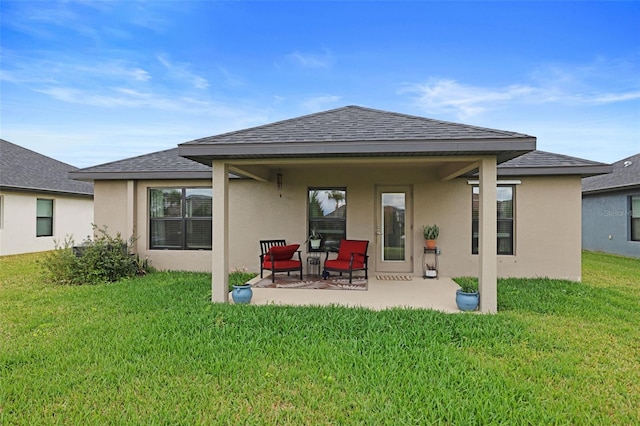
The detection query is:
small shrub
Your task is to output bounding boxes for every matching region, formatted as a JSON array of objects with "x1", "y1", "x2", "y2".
[
  {"x1": 453, "y1": 276, "x2": 478, "y2": 293},
  {"x1": 229, "y1": 266, "x2": 257, "y2": 291},
  {"x1": 41, "y1": 225, "x2": 154, "y2": 285}
]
